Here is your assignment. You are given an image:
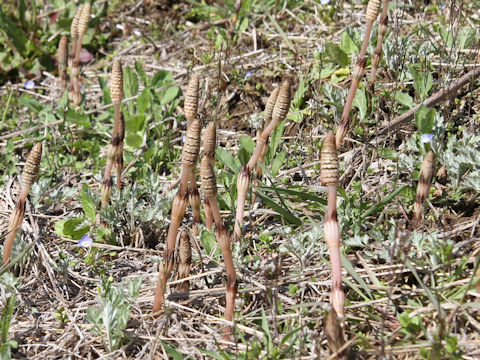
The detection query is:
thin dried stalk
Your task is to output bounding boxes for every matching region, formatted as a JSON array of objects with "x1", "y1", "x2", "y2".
[
  {"x1": 412, "y1": 151, "x2": 434, "y2": 228},
  {"x1": 252, "y1": 87, "x2": 279, "y2": 204},
  {"x1": 336, "y1": 0, "x2": 381, "y2": 149},
  {"x1": 200, "y1": 156, "x2": 237, "y2": 337},
  {"x1": 3, "y1": 143, "x2": 42, "y2": 265},
  {"x1": 176, "y1": 230, "x2": 192, "y2": 293},
  {"x1": 153, "y1": 119, "x2": 202, "y2": 313},
  {"x1": 321, "y1": 132, "x2": 344, "y2": 319},
  {"x1": 233, "y1": 79, "x2": 291, "y2": 241},
  {"x1": 58, "y1": 35, "x2": 68, "y2": 92},
  {"x1": 100, "y1": 59, "x2": 124, "y2": 212},
  {"x1": 369, "y1": 0, "x2": 389, "y2": 87}
]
